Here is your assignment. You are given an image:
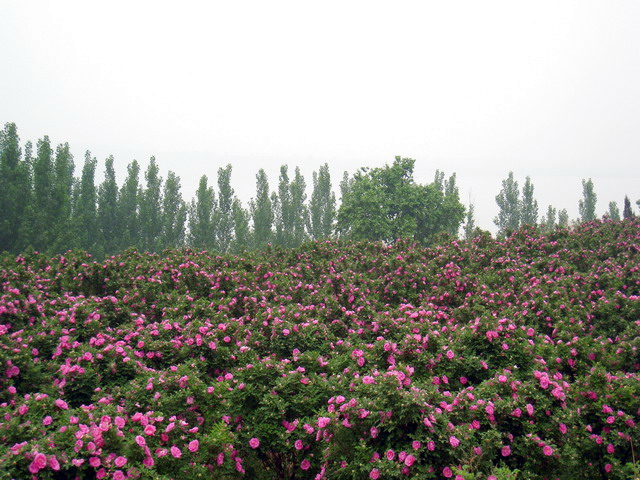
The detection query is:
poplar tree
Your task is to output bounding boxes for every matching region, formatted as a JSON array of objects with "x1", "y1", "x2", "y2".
[
  {"x1": 494, "y1": 171, "x2": 520, "y2": 238},
  {"x1": 310, "y1": 163, "x2": 336, "y2": 240},
  {"x1": 273, "y1": 165, "x2": 308, "y2": 247},
  {"x1": 442, "y1": 173, "x2": 465, "y2": 236},
  {"x1": 98, "y1": 156, "x2": 120, "y2": 255},
  {"x1": 216, "y1": 165, "x2": 234, "y2": 253},
  {"x1": 0, "y1": 123, "x2": 30, "y2": 253},
  {"x1": 50, "y1": 143, "x2": 75, "y2": 251},
  {"x1": 541, "y1": 205, "x2": 557, "y2": 232},
  {"x1": 119, "y1": 160, "x2": 141, "y2": 250},
  {"x1": 271, "y1": 191, "x2": 282, "y2": 245},
  {"x1": 463, "y1": 204, "x2": 476, "y2": 240},
  {"x1": 290, "y1": 167, "x2": 308, "y2": 246},
  {"x1": 188, "y1": 175, "x2": 216, "y2": 250},
  {"x1": 72, "y1": 151, "x2": 98, "y2": 252},
  {"x1": 520, "y1": 176, "x2": 538, "y2": 226},
  {"x1": 139, "y1": 157, "x2": 163, "y2": 252},
  {"x1": 340, "y1": 171, "x2": 351, "y2": 199},
  {"x1": 160, "y1": 171, "x2": 187, "y2": 249},
  {"x1": 558, "y1": 209, "x2": 569, "y2": 228},
  {"x1": 274, "y1": 165, "x2": 292, "y2": 247},
  {"x1": 251, "y1": 168, "x2": 273, "y2": 249},
  {"x1": 338, "y1": 172, "x2": 352, "y2": 238},
  {"x1": 30, "y1": 136, "x2": 55, "y2": 251},
  {"x1": 232, "y1": 198, "x2": 251, "y2": 253},
  {"x1": 578, "y1": 178, "x2": 597, "y2": 222},
  {"x1": 606, "y1": 201, "x2": 620, "y2": 221},
  {"x1": 433, "y1": 170, "x2": 445, "y2": 192},
  {"x1": 623, "y1": 196, "x2": 634, "y2": 220}
]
